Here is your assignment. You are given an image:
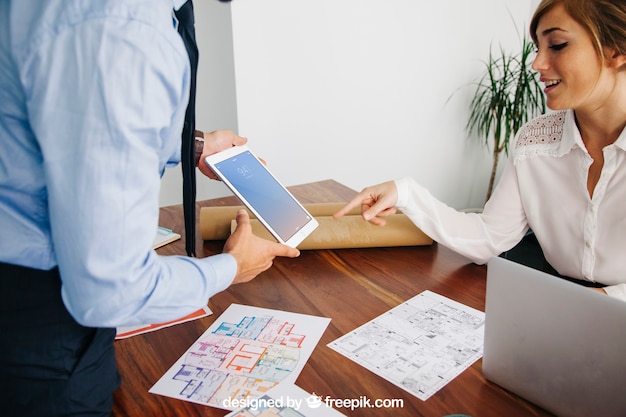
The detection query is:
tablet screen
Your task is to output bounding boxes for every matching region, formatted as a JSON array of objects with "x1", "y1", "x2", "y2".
[{"x1": 213, "y1": 150, "x2": 313, "y2": 241}]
